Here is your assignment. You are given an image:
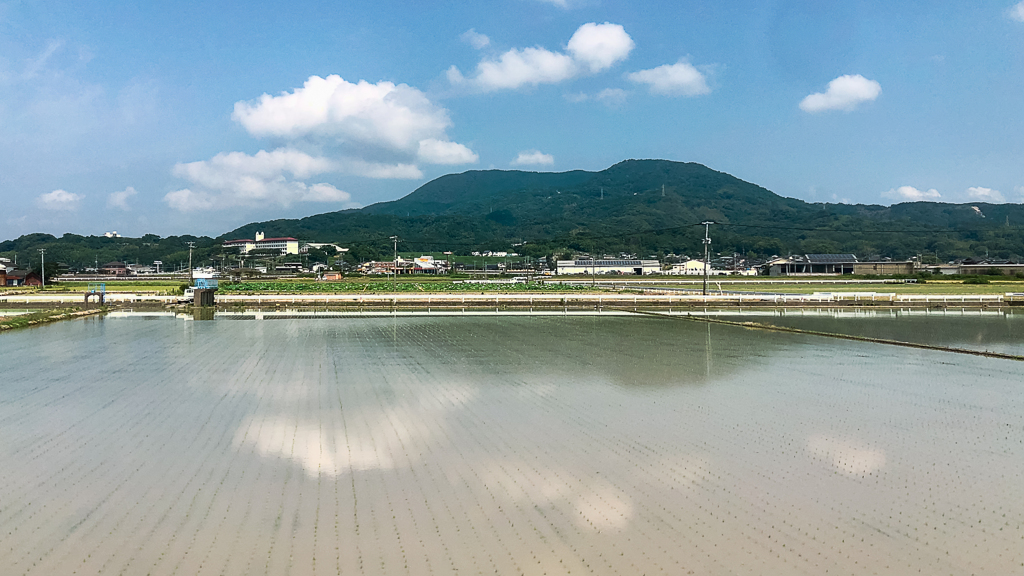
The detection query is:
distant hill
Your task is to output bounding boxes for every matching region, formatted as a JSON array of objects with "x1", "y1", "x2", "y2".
[
  {"x1": 4, "y1": 160, "x2": 1024, "y2": 268},
  {"x1": 221, "y1": 159, "x2": 1024, "y2": 262}
]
